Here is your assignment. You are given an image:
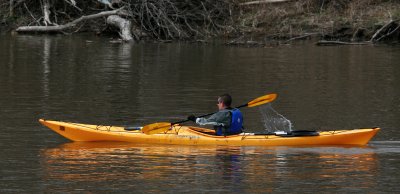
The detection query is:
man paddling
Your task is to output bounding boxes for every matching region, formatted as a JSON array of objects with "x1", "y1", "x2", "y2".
[{"x1": 188, "y1": 94, "x2": 243, "y2": 136}]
